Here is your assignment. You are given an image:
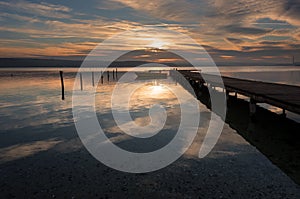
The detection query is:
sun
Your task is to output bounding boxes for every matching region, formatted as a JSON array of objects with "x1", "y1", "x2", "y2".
[{"x1": 149, "y1": 40, "x2": 168, "y2": 49}]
